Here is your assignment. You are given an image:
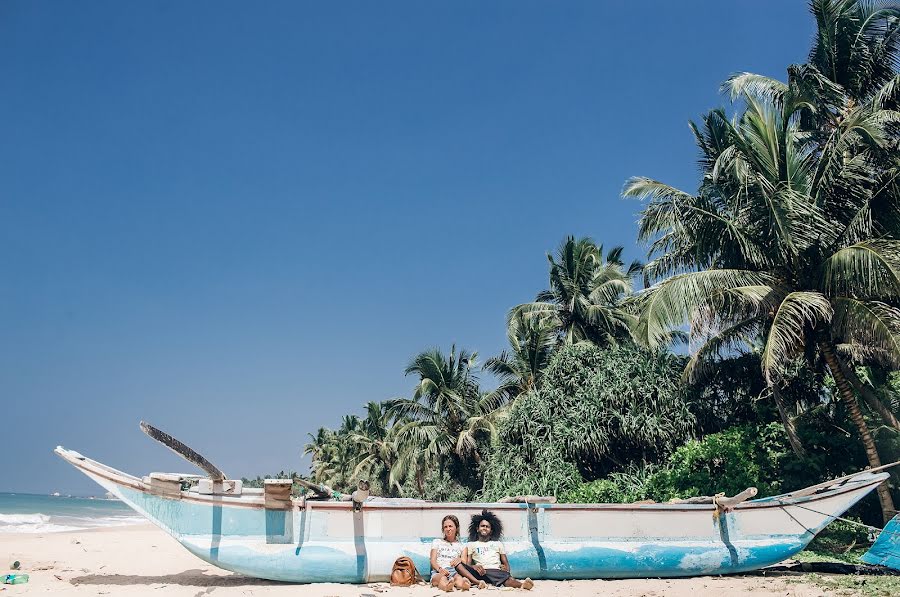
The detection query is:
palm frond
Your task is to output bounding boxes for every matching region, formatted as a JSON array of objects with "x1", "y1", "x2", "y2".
[
  {"x1": 832, "y1": 297, "x2": 900, "y2": 368},
  {"x1": 823, "y1": 240, "x2": 900, "y2": 299},
  {"x1": 630, "y1": 269, "x2": 772, "y2": 348},
  {"x1": 761, "y1": 292, "x2": 833, "y2": 383}
]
